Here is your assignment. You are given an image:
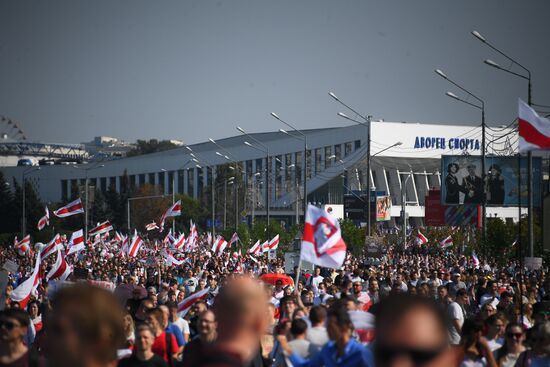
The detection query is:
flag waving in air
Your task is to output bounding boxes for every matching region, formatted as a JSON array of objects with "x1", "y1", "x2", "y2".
[
  {"x1": 53, "y1": 198, "x2": 84, "y2": 218},
  {"x1": 146, "y1": 222, "x2": 159, "y2": 231},
  {"x1": 518, "y1": 98, "x2": 550, "y2": 152},
  {"x1": 300, "y1": 205, "x2": 347, "y2": 269},
  {"x1": 88, "y1": 220, "x2": 113, "y2": 237},
  {"x1": 177, "y1": 288, "x2": 210, "y2": 317},
  {"x1": 211, "y1": 236, "x2": 228, "y2": 256},
  {"x1": 14, "y1": 235, "x2": 31, "y2": 256},
  {"x1": 416, "y1": 231, "x2": 428, "y2": 245},
  {"x1": 47, "y1": 248, "x2": 72, "y2": 281},
  {"x1": 439, "y1": 235, "x2": 453, "y2": 249},
  {"x1": 37, "y1": 207, "x2": 49, "y2": 231},
  {"x1": 128, "y1": 230, "x2": 143, "y2": 257},
  {"x1": 248, "y1": 240, "x2": 261, "y2": 255},
  {"x1": 268, "y1": 234, "x2": 279, "y2": 250},
  {"x1": 159, "y1": 200, "x2": 182, "y2": 231},
  {"x1": 228, "y1": 232, "x2": 239, "y2": 247},
  {"x1": 67, "y1": 229, "x2": 85, "y2": 256},
  {"x1": 11, "y1": 252, "x2": 41, "y2": 309}
]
